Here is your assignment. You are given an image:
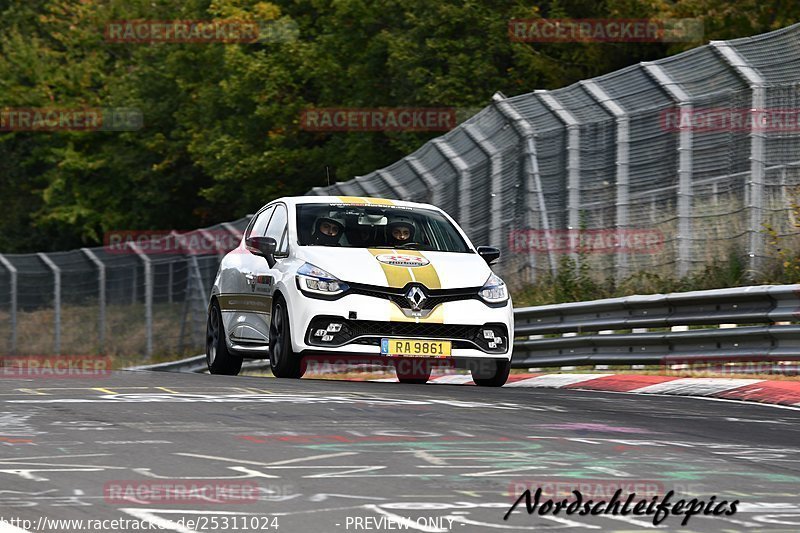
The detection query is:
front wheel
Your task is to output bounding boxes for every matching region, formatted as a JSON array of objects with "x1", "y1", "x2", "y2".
[
  {"x1": 206, "y1": 300, "x2": 242, "y2": 375},
  {"x1": 471, "y1": 359, "x2": 511, "y2": 387},
  {"x1": 269, "y1": 298, "x2": 305, "y2": 379}
]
